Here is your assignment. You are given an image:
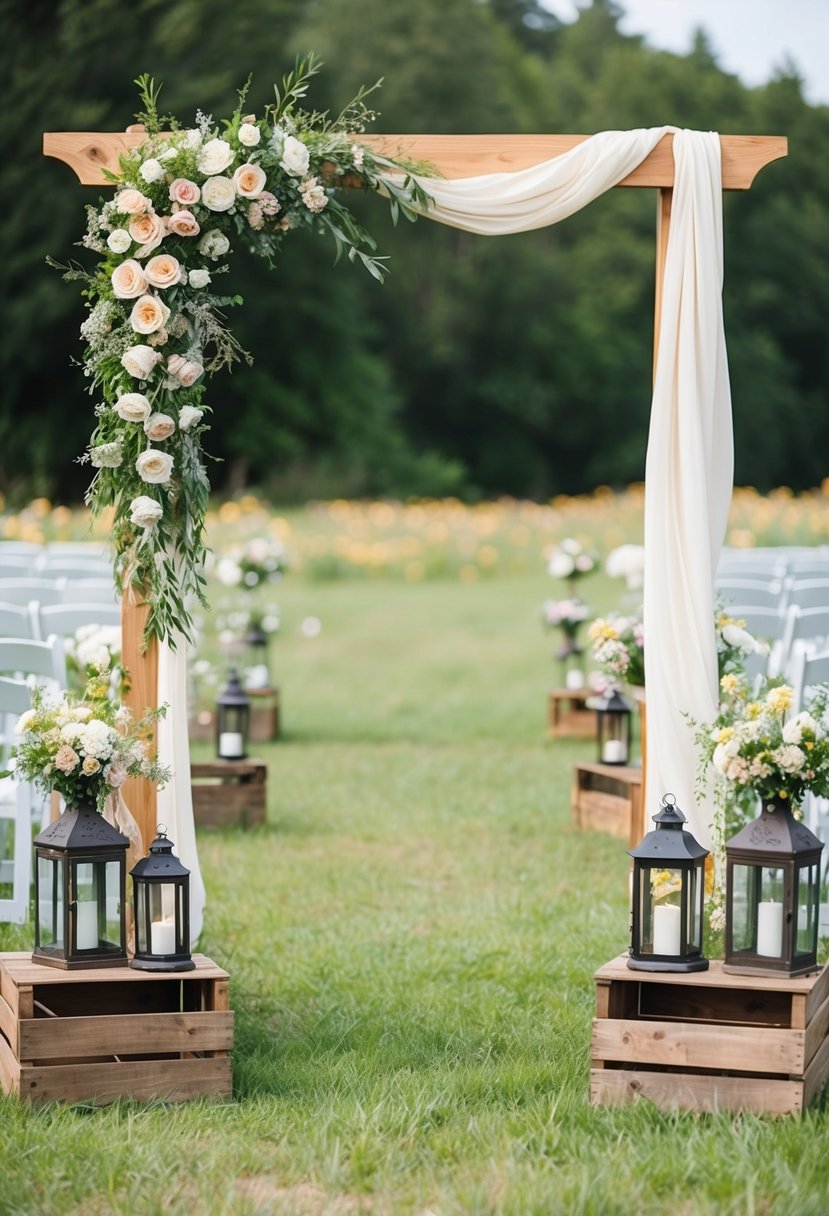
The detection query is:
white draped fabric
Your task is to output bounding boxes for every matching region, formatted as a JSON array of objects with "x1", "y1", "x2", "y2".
[
  {"x1": 157, "y1": 636, "x2": 206, "y2": 942},
  {"x1": 381, "y1": 126, "x2": 731, "y2": 844}
]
